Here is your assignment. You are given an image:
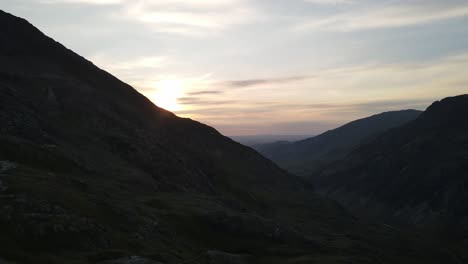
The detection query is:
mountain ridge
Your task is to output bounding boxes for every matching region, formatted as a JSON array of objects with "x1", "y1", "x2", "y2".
[
  {"x1": 255, "y1": 109, "x2": 422, "y2": 177},
  {"x1": 316, "y1": 95, "x2": 468, "y2": 227}
]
